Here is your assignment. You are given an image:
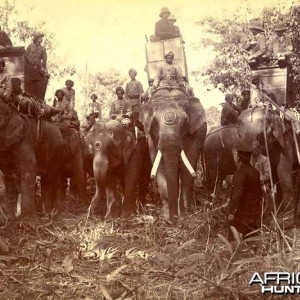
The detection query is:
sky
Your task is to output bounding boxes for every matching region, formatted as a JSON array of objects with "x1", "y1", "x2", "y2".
[{"x1": 11, "y1": 0, "x2": 297, "y2": 111}]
